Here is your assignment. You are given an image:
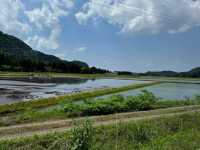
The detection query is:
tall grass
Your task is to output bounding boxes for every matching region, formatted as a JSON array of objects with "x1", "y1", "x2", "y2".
[
  {"x1": 68, "y1": 120, "x2": 93, "y2": 150},
  {"x1": 1, "y1": 112, "x2": 200, "y2": 149},
  {"x1": 0, "y1": 120, "x2": 94, "y2": 150},
  {"x1": 1, "y1": 91, "x2": 200, "y2": 127}
]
